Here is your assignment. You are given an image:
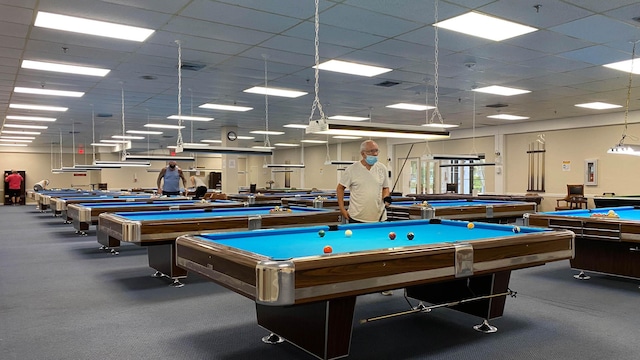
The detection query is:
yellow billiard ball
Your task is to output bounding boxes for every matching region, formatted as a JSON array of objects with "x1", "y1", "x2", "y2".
[
  {"x1": 467, "y1": 222, "x2": 475, "y2": 229},
  {"x1": 345, "y1": 229, "x2": 353, "y2": 237}
]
